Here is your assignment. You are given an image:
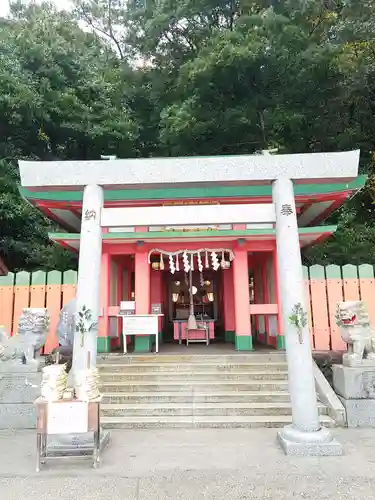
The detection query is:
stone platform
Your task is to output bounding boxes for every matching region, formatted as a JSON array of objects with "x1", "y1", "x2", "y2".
[
  {"x1": 0, "y1": 363, "x2": 41, "y2": 429},
  {"x1": 333, "y1": 364, "x2": 375, "y2": 428}
]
